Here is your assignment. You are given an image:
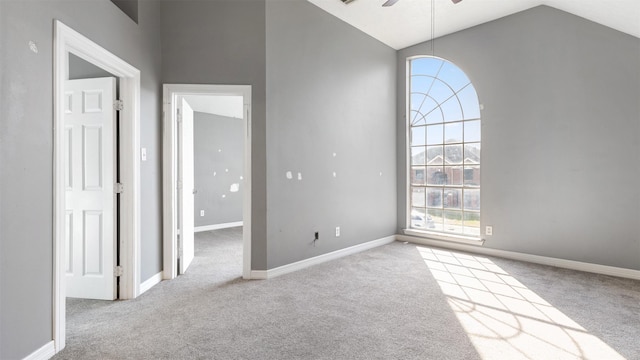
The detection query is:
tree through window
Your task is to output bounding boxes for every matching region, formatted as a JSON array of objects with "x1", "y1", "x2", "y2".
[{"x1": 409, "y1": 57, "x2": 481, "y2": 237}]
